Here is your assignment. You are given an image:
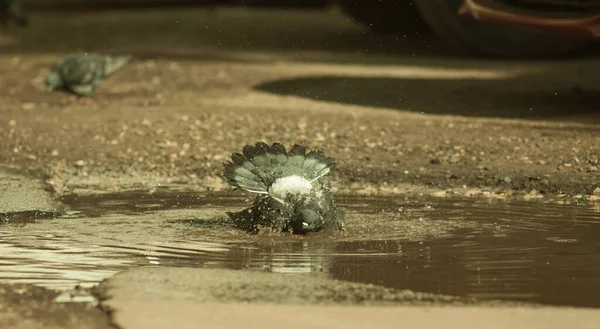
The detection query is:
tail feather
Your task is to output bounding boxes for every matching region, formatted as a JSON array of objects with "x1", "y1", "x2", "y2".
[
  {"x1": 301, "y1": 151, "x2": 330, "y2": 181},
  {"x1": 222, "y1": 142, "x2": 336, "y2": 194},
  {"x1": 268, "y1": 142, "x2": 288, "y2": 165},
  {"x1": 230, "y1": 153, "x2": 247, "y2": 166},
  {"x1": 289, "y1": 144, "x2": 306, "y2": 155},
  {"x1": 103, "y1": 55, "x2": 133, "y2": 76},
  {"x1": 287, "y1": 144, "x2": 306, "y2": 168},
  {"x1": 223, "y1": 160, "x2": 267, "y2": 194}
]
